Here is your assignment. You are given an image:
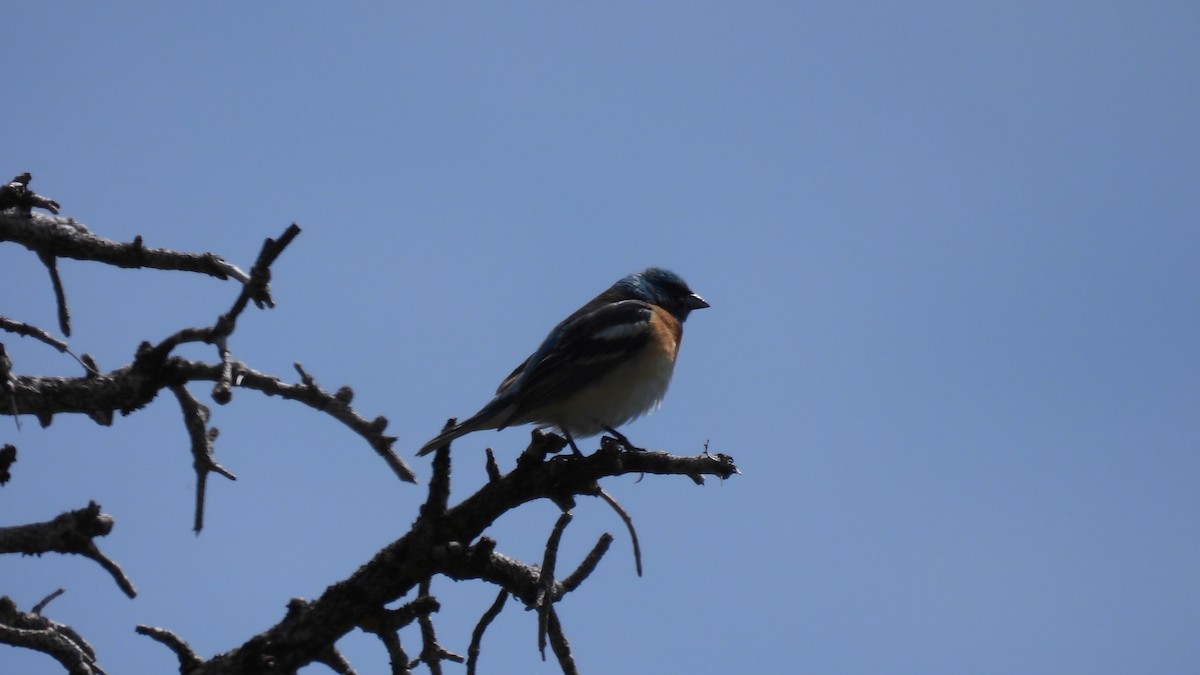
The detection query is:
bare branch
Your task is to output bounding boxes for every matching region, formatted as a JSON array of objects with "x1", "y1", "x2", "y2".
[
  {"x1": 169, "y1": 384, "x2": 237, "y2": 533},
  {"x1": 36, "y1": 250, "x2": 72, "y2": 336},
  {"x1": 3, "y1": 178, "x2": 736, "y2": 672},
  {"x1": 0, "y1": 443, "x2": 13, "y2": 484},
  {"x1": 0, "y1": 502, "x2": 136, "y2": 598},
  {"x1": 6, "y1": 355, "x2": 415, "y2": 483},
  {"x1": 210, "y1": 337, "x2": 235, "y2": 405},
  {"x1": 484, "y1": 447, "x2": 501, "y2": 482},
  {"x1": 0, "y1": 209, "x2": 248, "y2": 283},
  {"x1": 32, "y1": 588, "x2": 66, "y2": 615},
  {"x1": 134, "y1": 625, "x2": 202, "y2": 673},
  {"x1": 0, "y1": 595, "x2": 104, "y2": 675},
  {"x1": 537, "y1": 512, "x2": 572, "y2": 659},
  {"x1": 413, "y1": 579, "x2": 465, "y2": 674},
  {"x1": 314, "y1": 645, "x2": 355, "y2": 675},
  {"x1": 0, "y1": 343, "x2": 17, "y2": 429},
  {"x1": 0, "y1": 315, "x2": 70, "y2": 354},
  {"x1": 134, "y1": 224, "x2": 300, "y2": 370},
  {"x1": 0, "y1": 173, "x2": 59, "y2": 213},
  {"x1": 557, "y1": 533, "x2": 614, "y2": 596},
  {"x1": 359, "y1": 596, "x2": 440, "y2": 674},
  {"x1": 544, "y1": 608, "x2": 578, "y2": 675},
  {"x1": 422, "y1": 420, "x2": 456, "y2": 519},
  {"x1": 466, "y1": 590, "x2": 508, "y2": 675},
  {"x1": 278, "y1": 362, "x2": 416, "y2": 483},
  {"x1": 596, "y1": 488, "x2": 643, "y2": 576},
  {"x1": 183, "y1": 438, "x2": 734, "y2": 673}
]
